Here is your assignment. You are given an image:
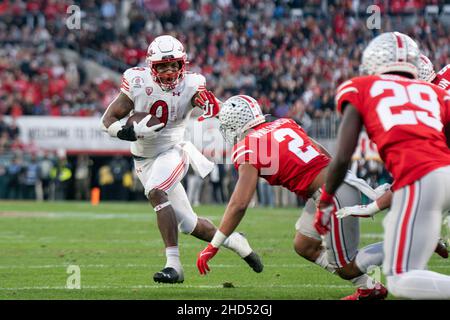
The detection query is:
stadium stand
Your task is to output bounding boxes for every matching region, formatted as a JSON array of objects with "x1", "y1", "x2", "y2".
[{"x1": 0, "y1": 0, "x2": 448, "y2": 203}]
